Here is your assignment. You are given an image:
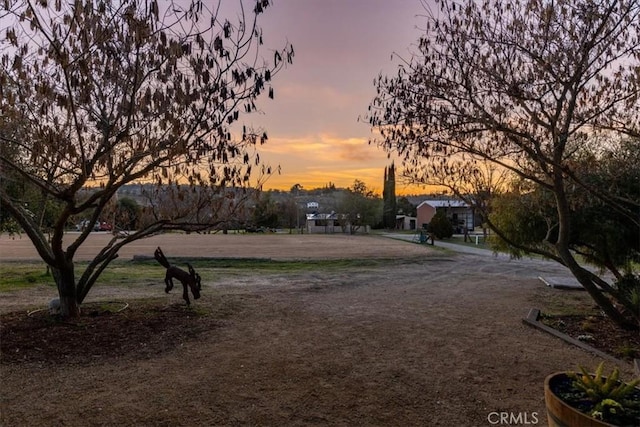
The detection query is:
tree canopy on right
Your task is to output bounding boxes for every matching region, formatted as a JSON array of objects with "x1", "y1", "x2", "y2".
[{"x1": 369, "y1": 0, "x2": 640, "y2": 329}]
